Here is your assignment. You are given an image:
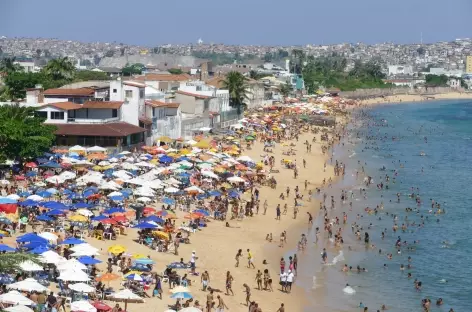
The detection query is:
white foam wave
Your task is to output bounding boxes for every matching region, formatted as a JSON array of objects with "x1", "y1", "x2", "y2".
[{"x1": 343, "y1": 285, "x2": 356, "y2": 294}]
